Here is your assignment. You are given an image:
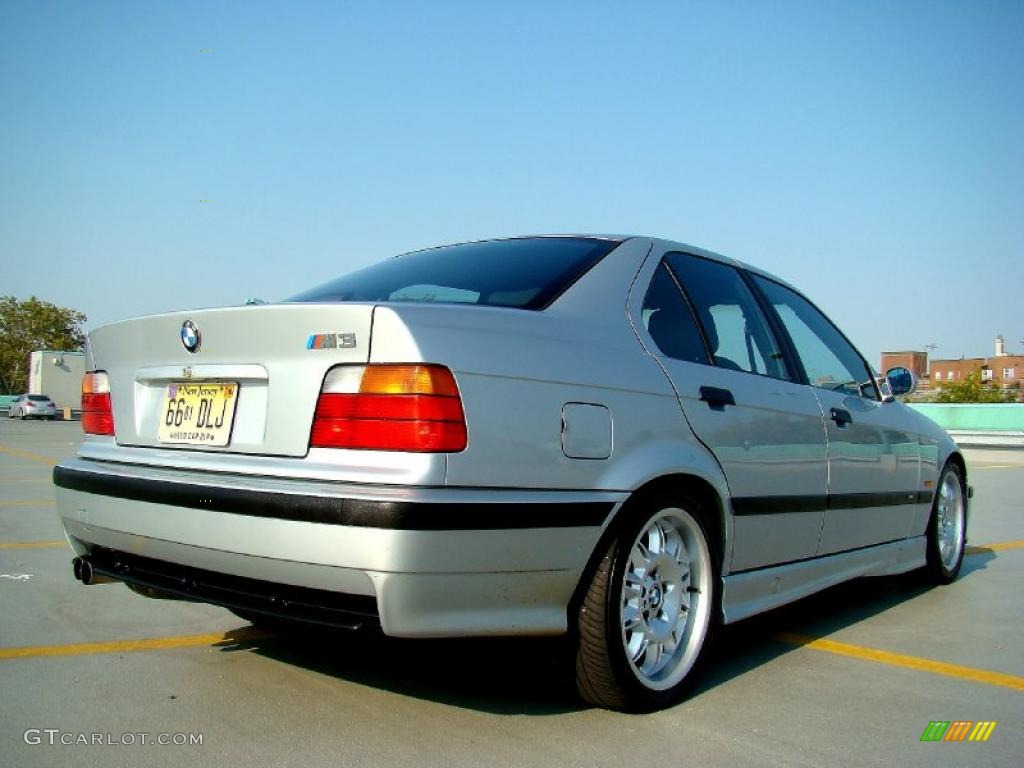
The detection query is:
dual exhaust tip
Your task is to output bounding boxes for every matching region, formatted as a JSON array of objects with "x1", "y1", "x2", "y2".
[{"x1": 72, "y1": 556, "x2": 116, "y2": 585}]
